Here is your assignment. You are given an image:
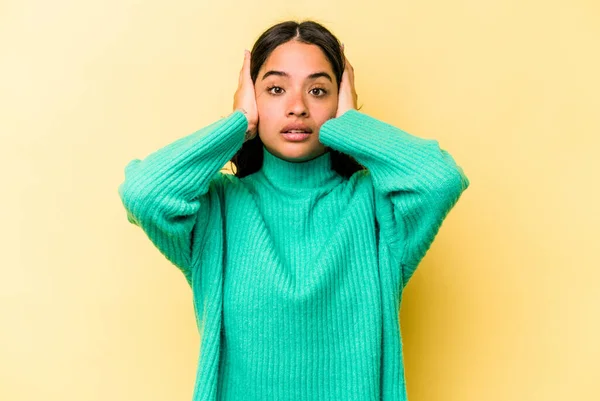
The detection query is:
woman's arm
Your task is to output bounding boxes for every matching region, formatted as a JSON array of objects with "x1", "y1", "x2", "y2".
[
  {"x1": 117, "y1": 110, "x2": 248, "y2": 285},
  {"x1": 319, "y1": 110, "x2": 470, "y2": 288}
]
